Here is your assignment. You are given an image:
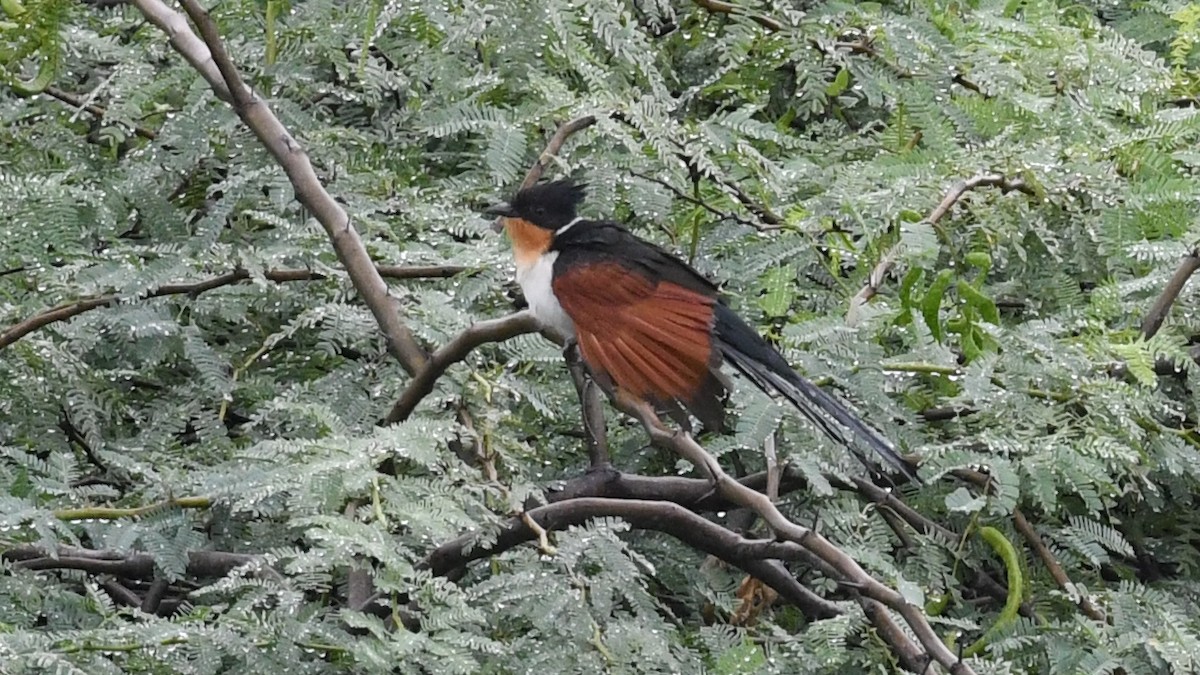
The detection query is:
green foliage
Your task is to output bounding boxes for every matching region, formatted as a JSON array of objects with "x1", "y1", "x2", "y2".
[{"x1": 5, "y1": 0, "x2": 1200, "y2": 672}]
